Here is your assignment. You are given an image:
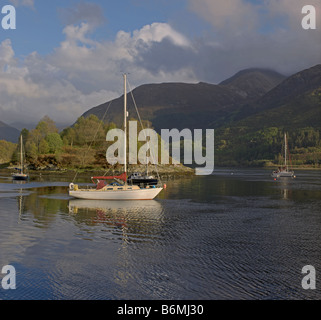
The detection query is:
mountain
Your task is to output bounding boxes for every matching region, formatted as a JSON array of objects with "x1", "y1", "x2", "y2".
[
  {"x1": 0, "y1": 121, "x2": 20, "y2": 143},
  {"x1": 229, "y1": 64, "x2": 321, "y2": 129},
  {"x1": 215, "y1": 64, "x2": 321, "y2": 166},
  {"x1": 219, "y1": 68, "x2": 286, "y2": 100},
  {"x1": 258, "y1": 64, "x2": 321, "y2": 110},
  {"x1": 84, "y1": 82, "x2": 243, "y2": 131},
  {"x1": 82, "y1": 68, "x2": 286, "y2": 131},
  {"x1": 81, "y1": 64, "x2": 320, "y2": 167}
]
